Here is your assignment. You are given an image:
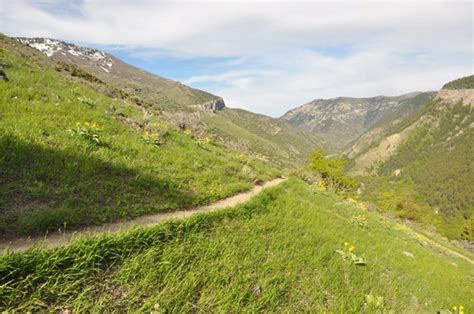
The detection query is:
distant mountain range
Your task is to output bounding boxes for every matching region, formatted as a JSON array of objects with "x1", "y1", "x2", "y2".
[{"x1": 281, "y1": 92, "x2": 435, "y2": 152}]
